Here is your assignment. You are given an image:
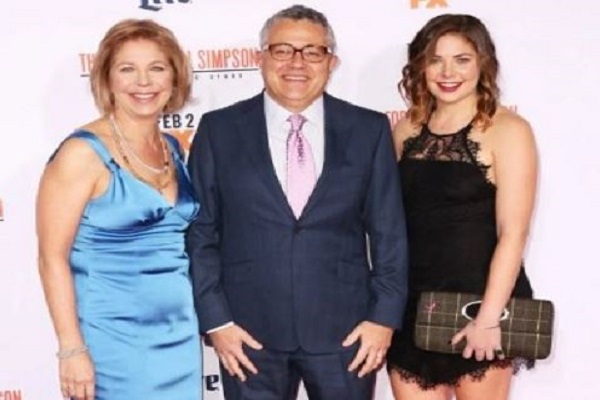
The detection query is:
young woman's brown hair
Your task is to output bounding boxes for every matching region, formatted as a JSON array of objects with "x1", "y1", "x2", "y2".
[{"x1": 400, "y1": 14, "x2": 499, "y2": 129}]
